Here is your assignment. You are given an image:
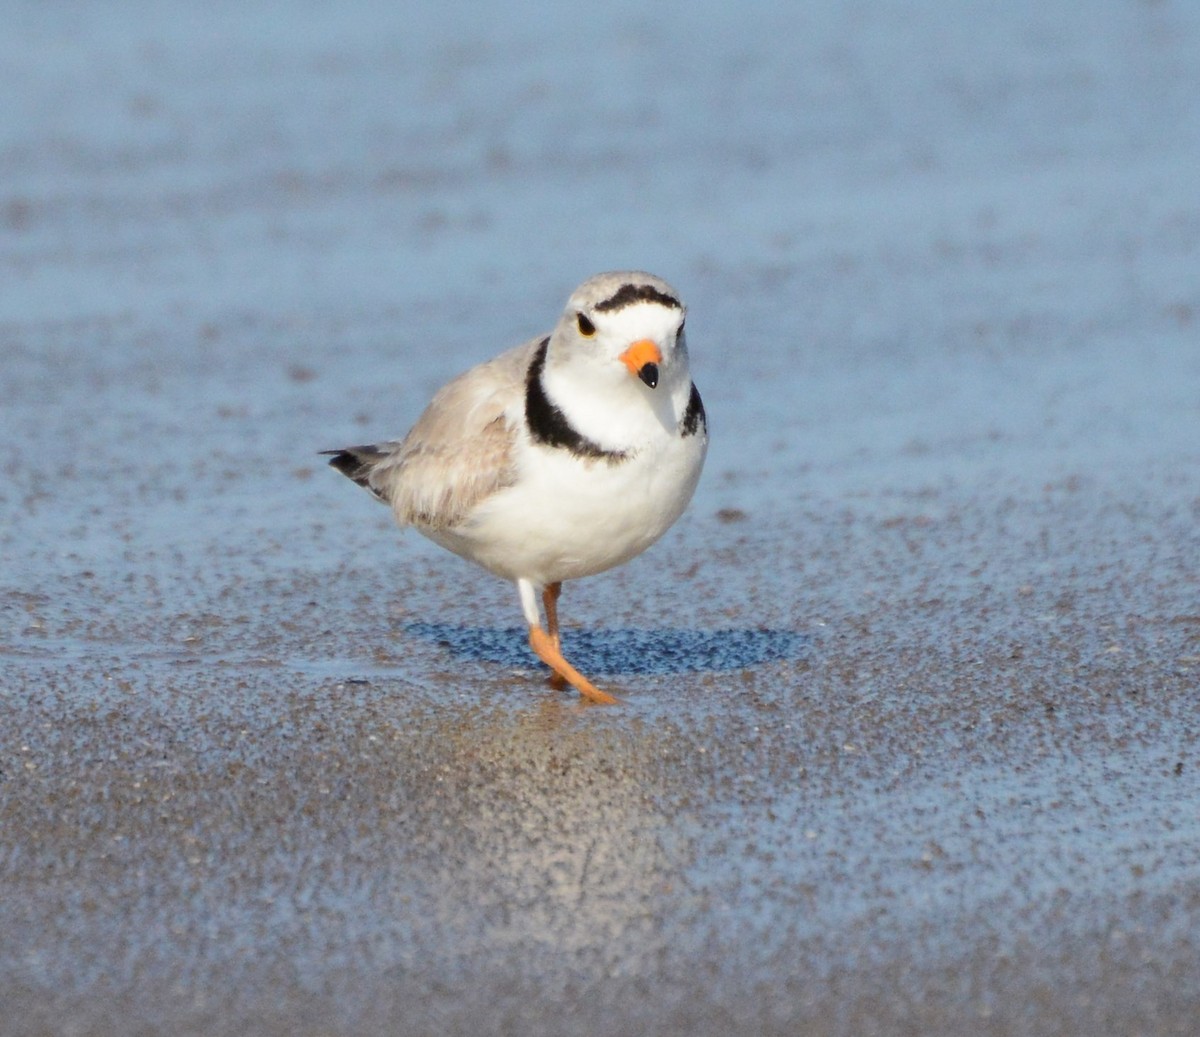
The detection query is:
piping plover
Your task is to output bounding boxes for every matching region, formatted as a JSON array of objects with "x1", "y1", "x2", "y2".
[{"x1": 324, "y1": 271, "x2": 707, "y2": 704}]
